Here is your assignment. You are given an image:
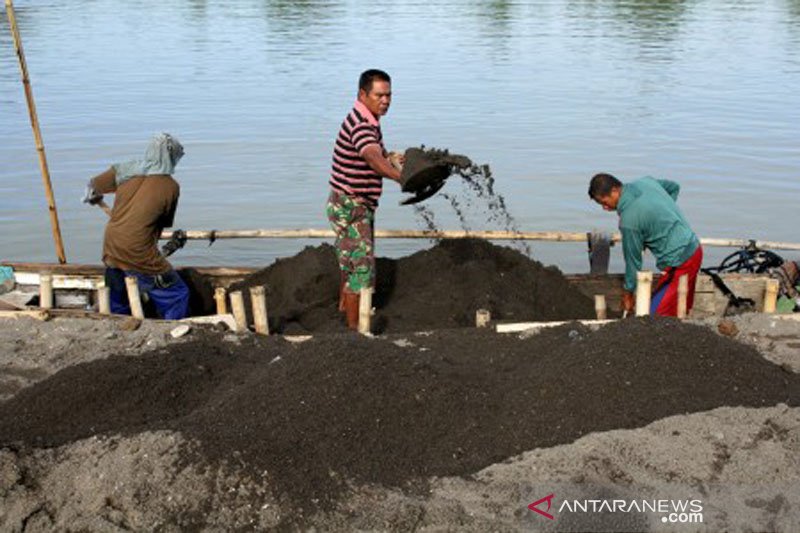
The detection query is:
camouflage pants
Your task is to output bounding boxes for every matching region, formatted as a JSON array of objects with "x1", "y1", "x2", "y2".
[{"x1": 326, "y1": 190, "x2": 375, "y2": 293}]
